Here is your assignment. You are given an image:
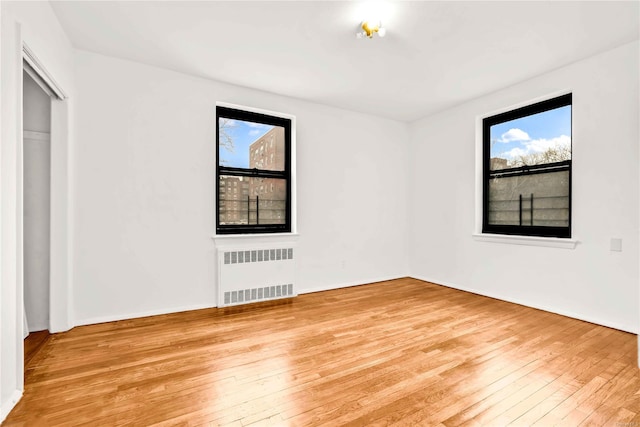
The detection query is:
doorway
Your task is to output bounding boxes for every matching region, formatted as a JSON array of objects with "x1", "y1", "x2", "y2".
[{"x1": 22, "y1": 69, "x2": 52, "y2": 340}]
